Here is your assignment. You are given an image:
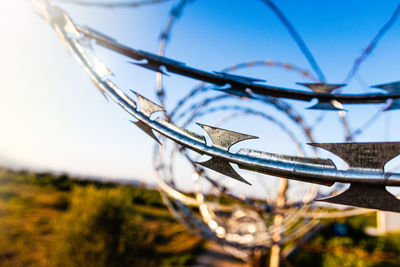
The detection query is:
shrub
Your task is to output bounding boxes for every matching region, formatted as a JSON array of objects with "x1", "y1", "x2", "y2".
[{"x1": 52, "y1": 186, "x2": 156, "y2": 267}]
